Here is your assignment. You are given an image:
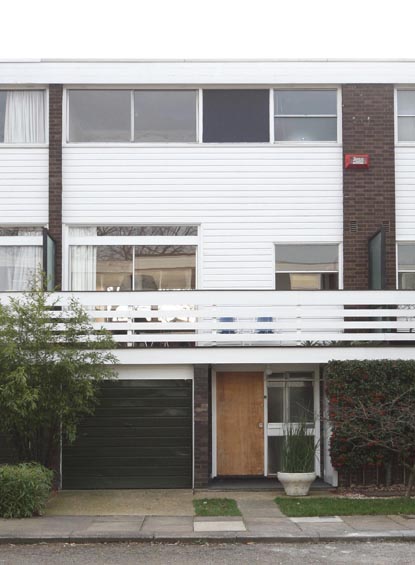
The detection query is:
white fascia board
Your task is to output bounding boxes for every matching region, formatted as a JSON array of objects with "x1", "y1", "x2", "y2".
[
  {"x1": 111, "y1": 347, "x2": 415, "y2": 365},
  {"x1": 3, "y1": 60, "x2": 415, "y2": 85}
]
